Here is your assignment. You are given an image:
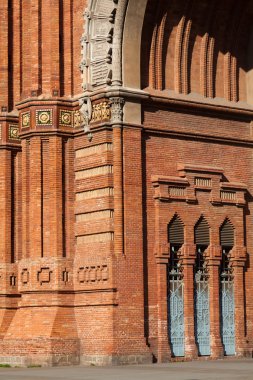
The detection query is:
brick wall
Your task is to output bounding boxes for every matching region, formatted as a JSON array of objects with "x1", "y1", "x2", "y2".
[{"x1": 0, "y1": 0, "x2": 252, "y2": 367}]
